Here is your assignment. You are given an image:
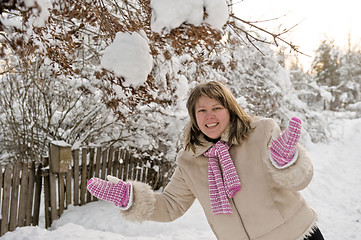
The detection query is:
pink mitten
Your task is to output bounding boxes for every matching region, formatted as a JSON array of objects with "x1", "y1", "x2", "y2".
[
  {"x1": 87, "y1": 176, "x2": 132, "y2": 209},
  {"x1": 270, "y1": 117, "x2": 302, "y2": 167}
]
